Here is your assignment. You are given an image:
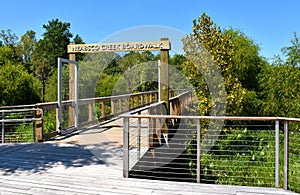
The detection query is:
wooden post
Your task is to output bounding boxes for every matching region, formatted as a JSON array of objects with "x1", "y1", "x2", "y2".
[
  {"x1": 35, "y1": 105, "x2": 43, "y2": 142},
  {"x1": 125, "y1": 98, "x2": 129, "y2": 111},
  {"x1": 136, "y1": 95, "x2": 139, "y2": 107},
  {"x1": 88, "y1": 103, "x2": 93, "y2": 121},
  {"x1": 130, "y1": 96, "x2": 134, "y2": 109},
  {"x1": 160, "y1": 38, "x2": 170, "y2": 114},
  {"x1": 150, "y1": 93, "x2": 153, "y2": 103},
  {"x1": 101, "y1": 101, "x2": 105, "y2": 118},
  {"x1": 160, "y1": 38, "x2": 170, "y2": 137},
  {"x1": 69, "y1": 42, "x2": 76, "y2": 127},
  {"x1": 140, "y1": 94, "x2": 144, "y2": 106},
  {"x1": 111, "y1": 100, "x2": 115, "y2": 116},
  {"x1": 119, "y1": 99, "x2": 122, "y2": 113}
]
